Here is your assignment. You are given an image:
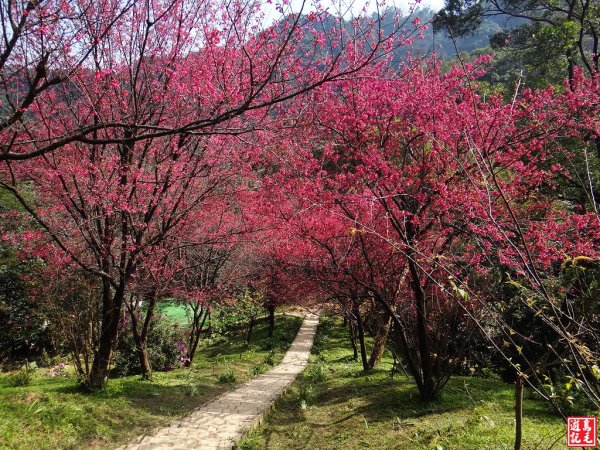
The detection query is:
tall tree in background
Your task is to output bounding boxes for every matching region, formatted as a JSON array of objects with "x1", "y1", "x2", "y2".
[{"x1": 433, "y1": 0, "x2": 599, "y2": 84}]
